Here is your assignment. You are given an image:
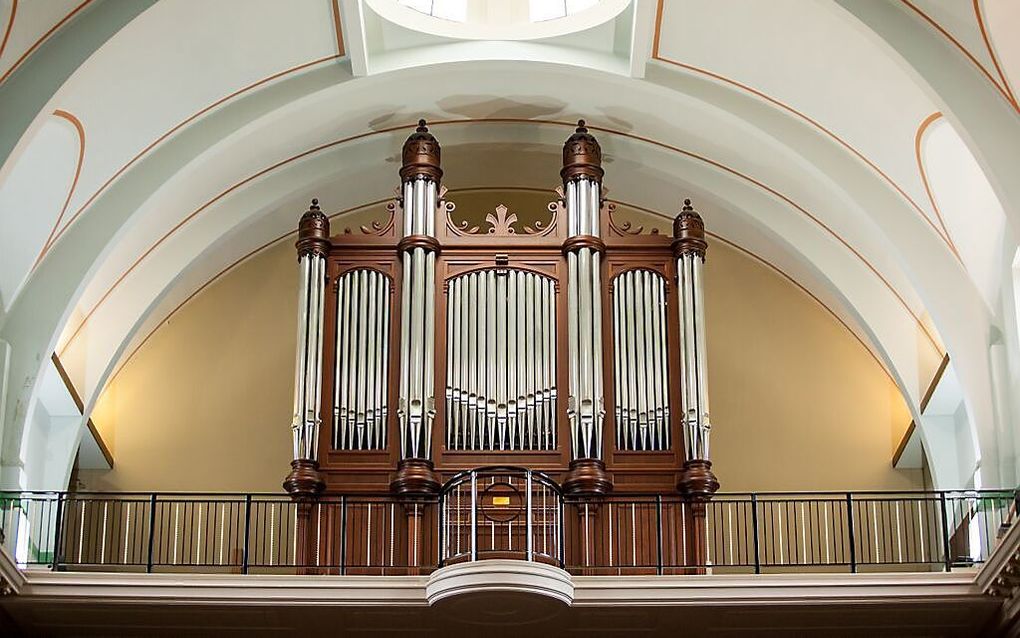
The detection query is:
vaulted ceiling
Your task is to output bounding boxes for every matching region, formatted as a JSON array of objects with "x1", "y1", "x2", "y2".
[{"x1": 0, "y1": 0, "x2": 1017, "y2": 490}]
